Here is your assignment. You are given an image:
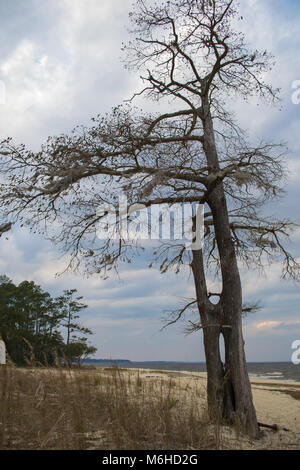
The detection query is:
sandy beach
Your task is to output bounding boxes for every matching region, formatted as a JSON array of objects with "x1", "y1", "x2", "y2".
[
  {"x1": 2, "y1": 365, "x2": 300, "y2": 450},
  {"x1": 105, "y1": 367, "x2": 300, "y2": 450}
]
